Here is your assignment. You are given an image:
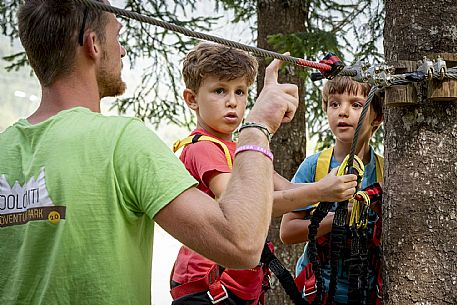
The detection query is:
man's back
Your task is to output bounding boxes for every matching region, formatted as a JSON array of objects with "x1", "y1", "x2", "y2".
[{"x1": 0, "y1": 107, "x2": 196, "y2": 305}]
